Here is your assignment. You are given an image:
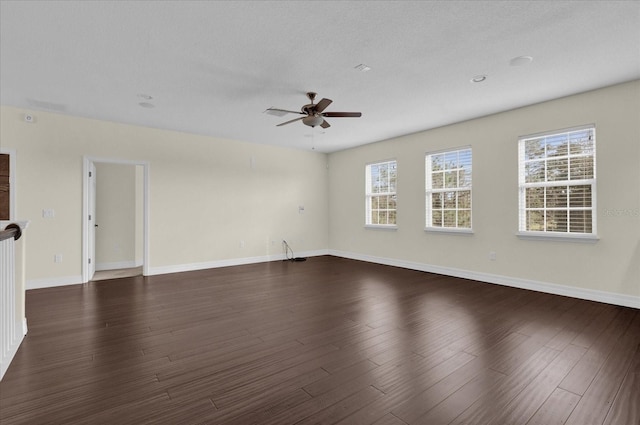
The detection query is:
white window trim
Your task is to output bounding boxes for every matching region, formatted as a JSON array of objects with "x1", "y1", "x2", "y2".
[
  {"x1": 425, "y1": 146, "x2": 472, "y2": 232},
  {"x1": 365, "y1": 224, "x2": 398, "y2": 231},
  {"x1": 425, "y1": 227, "x2": 473, "y2": 235},
  {"x1": 365, "y1": 159, "x2": 398, "y2": 227},
  {"x1": 516, "y1": 231, "x2": 599, "y2": 243},
  {"x1": 518, "y1": 124, "x2": 597, "y2": 239}
]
